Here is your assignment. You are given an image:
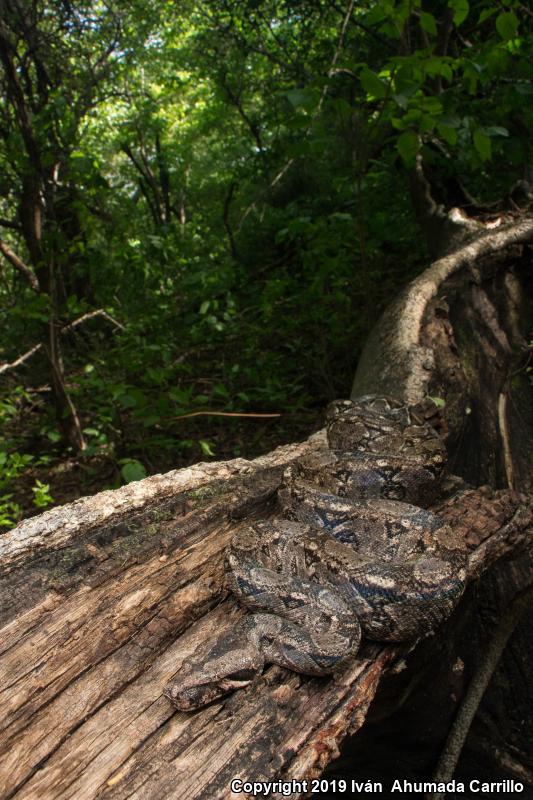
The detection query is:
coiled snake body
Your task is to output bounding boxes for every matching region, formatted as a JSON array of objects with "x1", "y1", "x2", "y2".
[{"x1": 165, "y1": 396, "x2": 467, "y2": 710}]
